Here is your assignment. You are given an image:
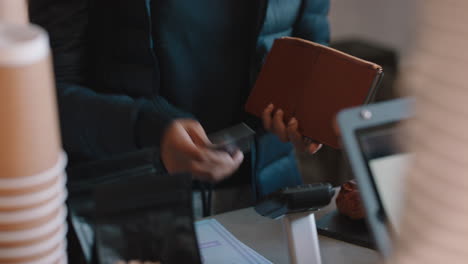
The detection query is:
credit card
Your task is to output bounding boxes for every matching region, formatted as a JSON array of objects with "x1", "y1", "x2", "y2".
[{"x1": 208, "y1": 123, "x2": 255, "y2": 155}]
